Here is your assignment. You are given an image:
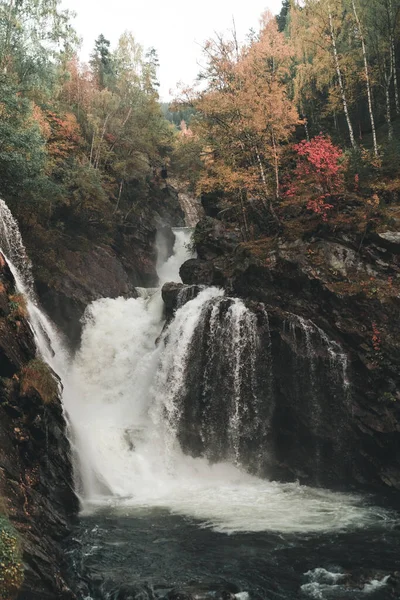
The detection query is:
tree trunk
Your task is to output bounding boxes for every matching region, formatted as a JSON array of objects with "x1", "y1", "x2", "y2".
[
  {"x1": 389, "y1": 0, "x2": 400, "y2": 115},
  {"x1": 94, "y1": 113, "x2": 111, "y2": 169},
  {"x1": 239, "y1": 190, "x2": 250, "y2": 241},
  {"x1": 271, "y1": 131, "x2": 280, "y2": 201},
  {"x1": 255, "y1": 148, "x2": 281, "y2": 225},
  {"x1": 351, "y1": 0, "x2": 378, "y2": 156},
  {"x1": 1, "y1": 0, "x2": 15, "y2": 72},
  {"x1": 385, "y1": 67, "x2": 394, "y2": 141},
  {"x1": 114, "y1": 180, "x2": 124, "y2": 214},
  {"x1": 328, "y1": 5, "x2": 357, "y2": 149},
  {"x1": 391, "y1": 37, "x2": 400, "y2": 115},
  {"x1": 303, "y1": 115, "x2": 310, "y2": 142}
]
